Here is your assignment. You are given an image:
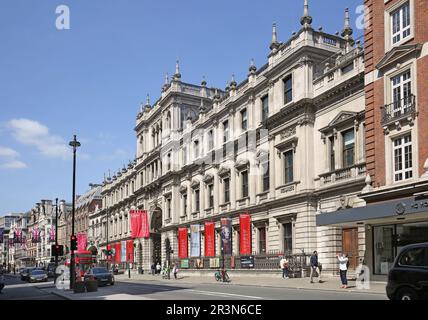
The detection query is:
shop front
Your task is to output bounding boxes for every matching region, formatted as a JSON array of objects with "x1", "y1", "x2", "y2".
[{"x1": 317, "y1": 195, "x2": 428, "y2": 280}]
